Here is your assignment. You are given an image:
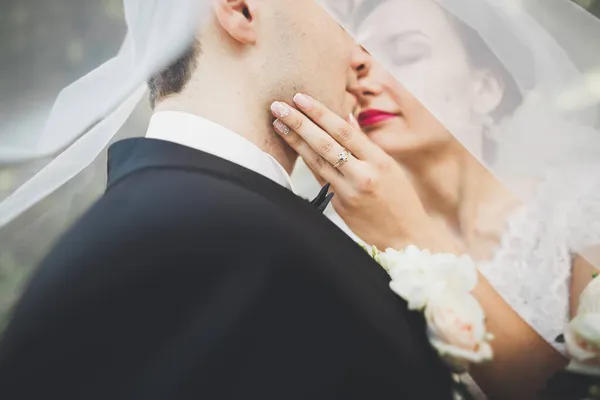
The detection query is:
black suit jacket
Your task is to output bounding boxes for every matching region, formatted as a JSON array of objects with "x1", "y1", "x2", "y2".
[{"x1": 0, "y1": 138, "x2": 453, "y2": 399}]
